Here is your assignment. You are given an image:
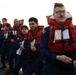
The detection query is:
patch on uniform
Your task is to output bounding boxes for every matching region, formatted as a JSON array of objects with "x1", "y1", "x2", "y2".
[{"x1": 42, "y1": 28, "x2": 46, "y2": 34}]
